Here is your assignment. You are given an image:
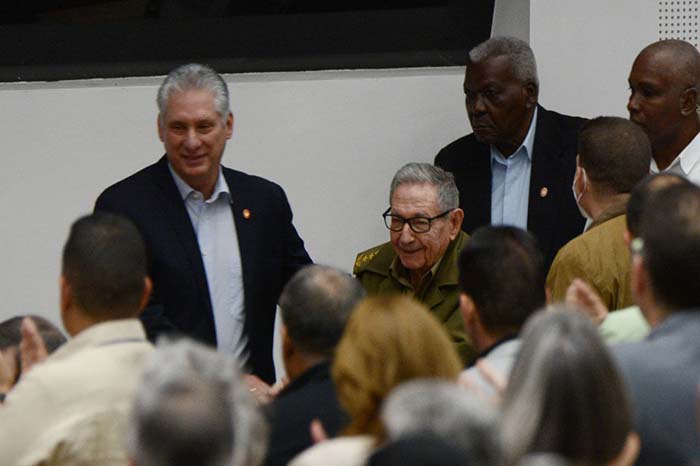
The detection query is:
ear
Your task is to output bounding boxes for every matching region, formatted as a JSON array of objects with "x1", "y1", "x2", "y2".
[
  {"x1": 59, "y1": 275, "x2": 72, "y2": 317},
  {"x1": 157, "y1": 114, "x2": 165, "y2": 142},
  {"x1": 523, "y1": 81, "x2": 538, "y2": 109},
  {"x1": 281, "y1": 325, "x2": 294, "y2": 359},
  {"x1": 623, "y1": 228, "x2": 632, "y2": 247},
  {"x1": 459, "y1": 293, "x2": 476, "y2": 325},
  {"x1": 138, "y1": 277, "x2": 153, "y2": 312},
  {"x1": 225, "y1": 111, "x2": 234, "y2": 140},
  {"x1": 448, "y1": 208, "x2": 465, "y2": 240},
  {"x1": 680, "y1": 86, "x2": 699, "y2": 117},
  {"x1": 630, "y1": 255, "x2": 648, "y2": 303}
]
